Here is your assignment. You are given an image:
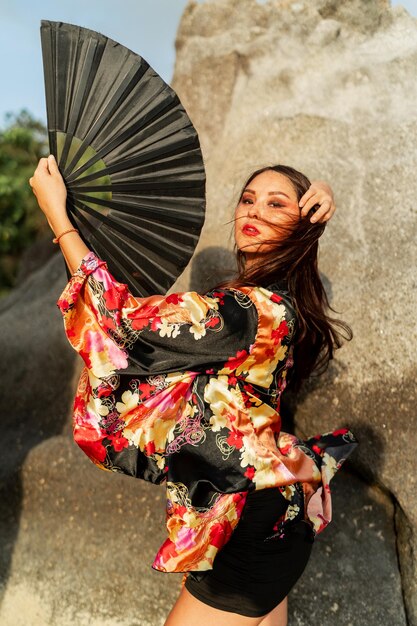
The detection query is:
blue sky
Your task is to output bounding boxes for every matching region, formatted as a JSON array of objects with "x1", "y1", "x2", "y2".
[{"x1": 0, "y1": 0, "x2": 416, "y2": 129}]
